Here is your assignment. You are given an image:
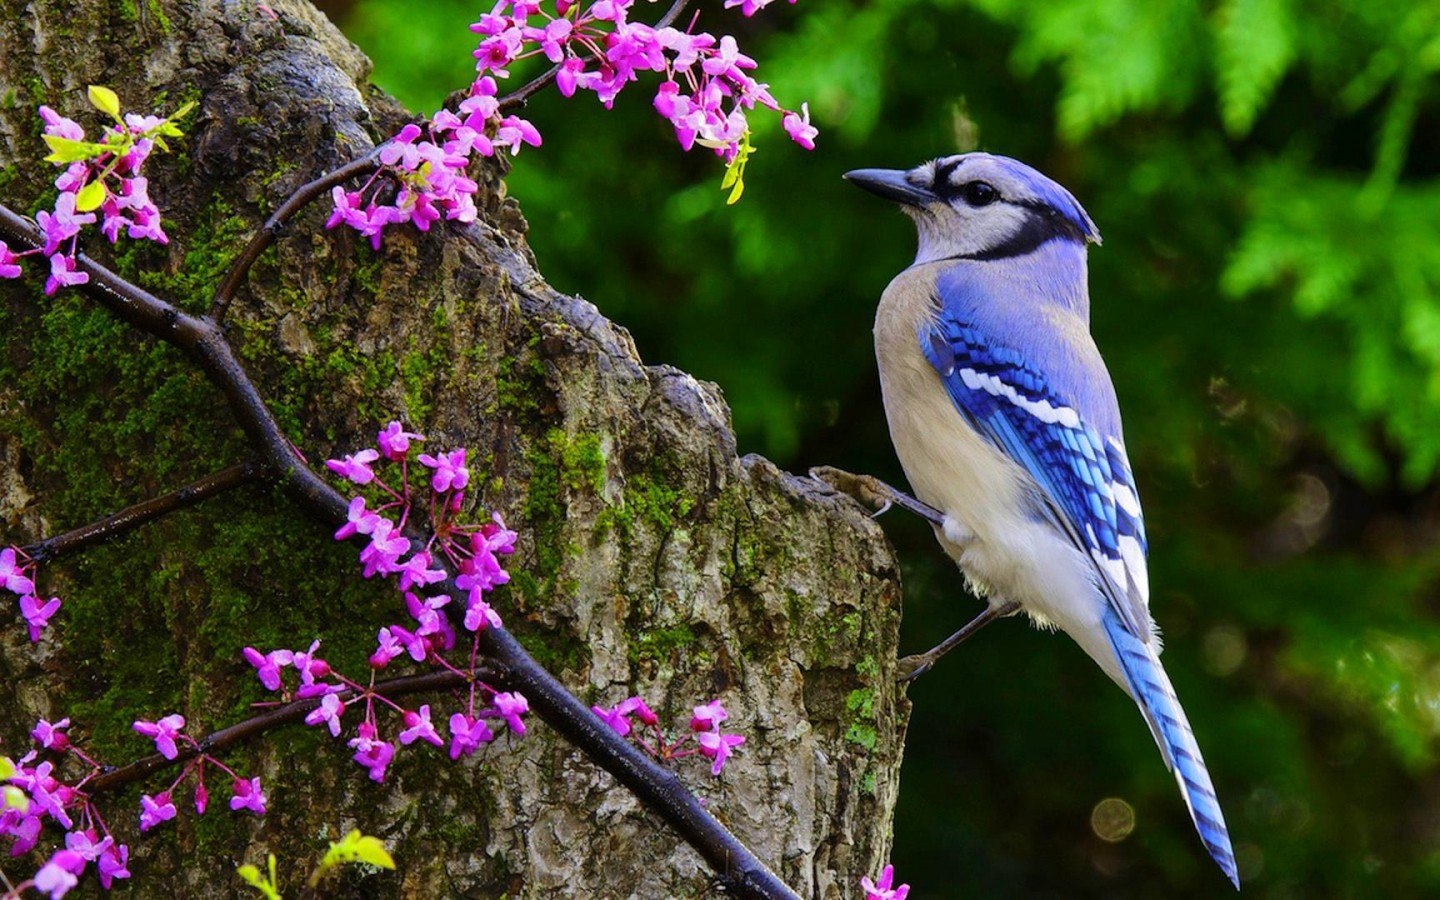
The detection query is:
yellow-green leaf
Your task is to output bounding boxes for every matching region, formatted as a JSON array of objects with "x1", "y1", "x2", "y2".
[
  {"x1": 42, "y1": 135, "x2": 105, "y2": 164},
  {"x1": 88, "y1": 85, "x2": 122, "y2": 120},
  {"x1": 74, "y1": 179, "x2": 106, "y2": 212},
  {"x1": 310, "y1": 830, "x2": 395, "y2": 887},
  {"x1": 2, "y1": 786, "x2": 26, "y2": 813},
  {"x1": 236, "y1": 854, "x2": 282, "y2": 900}
]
